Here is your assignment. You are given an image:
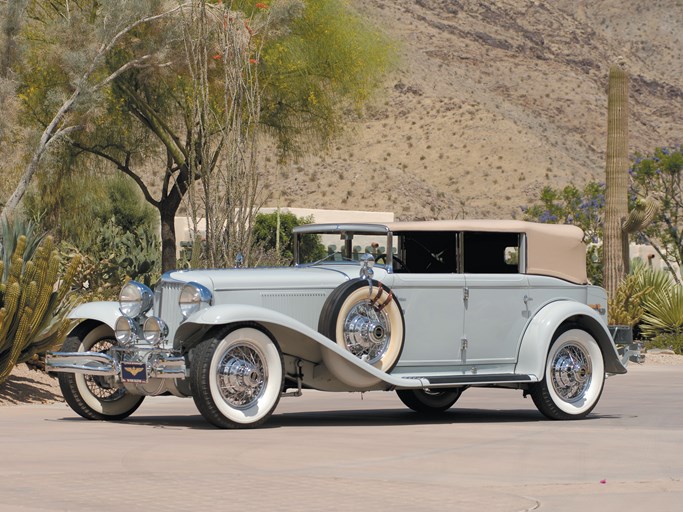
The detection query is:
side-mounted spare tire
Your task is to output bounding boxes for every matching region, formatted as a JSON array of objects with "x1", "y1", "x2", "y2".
[{"x1": 318, "y1": 279, "x2": 405, "y2": 388}]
